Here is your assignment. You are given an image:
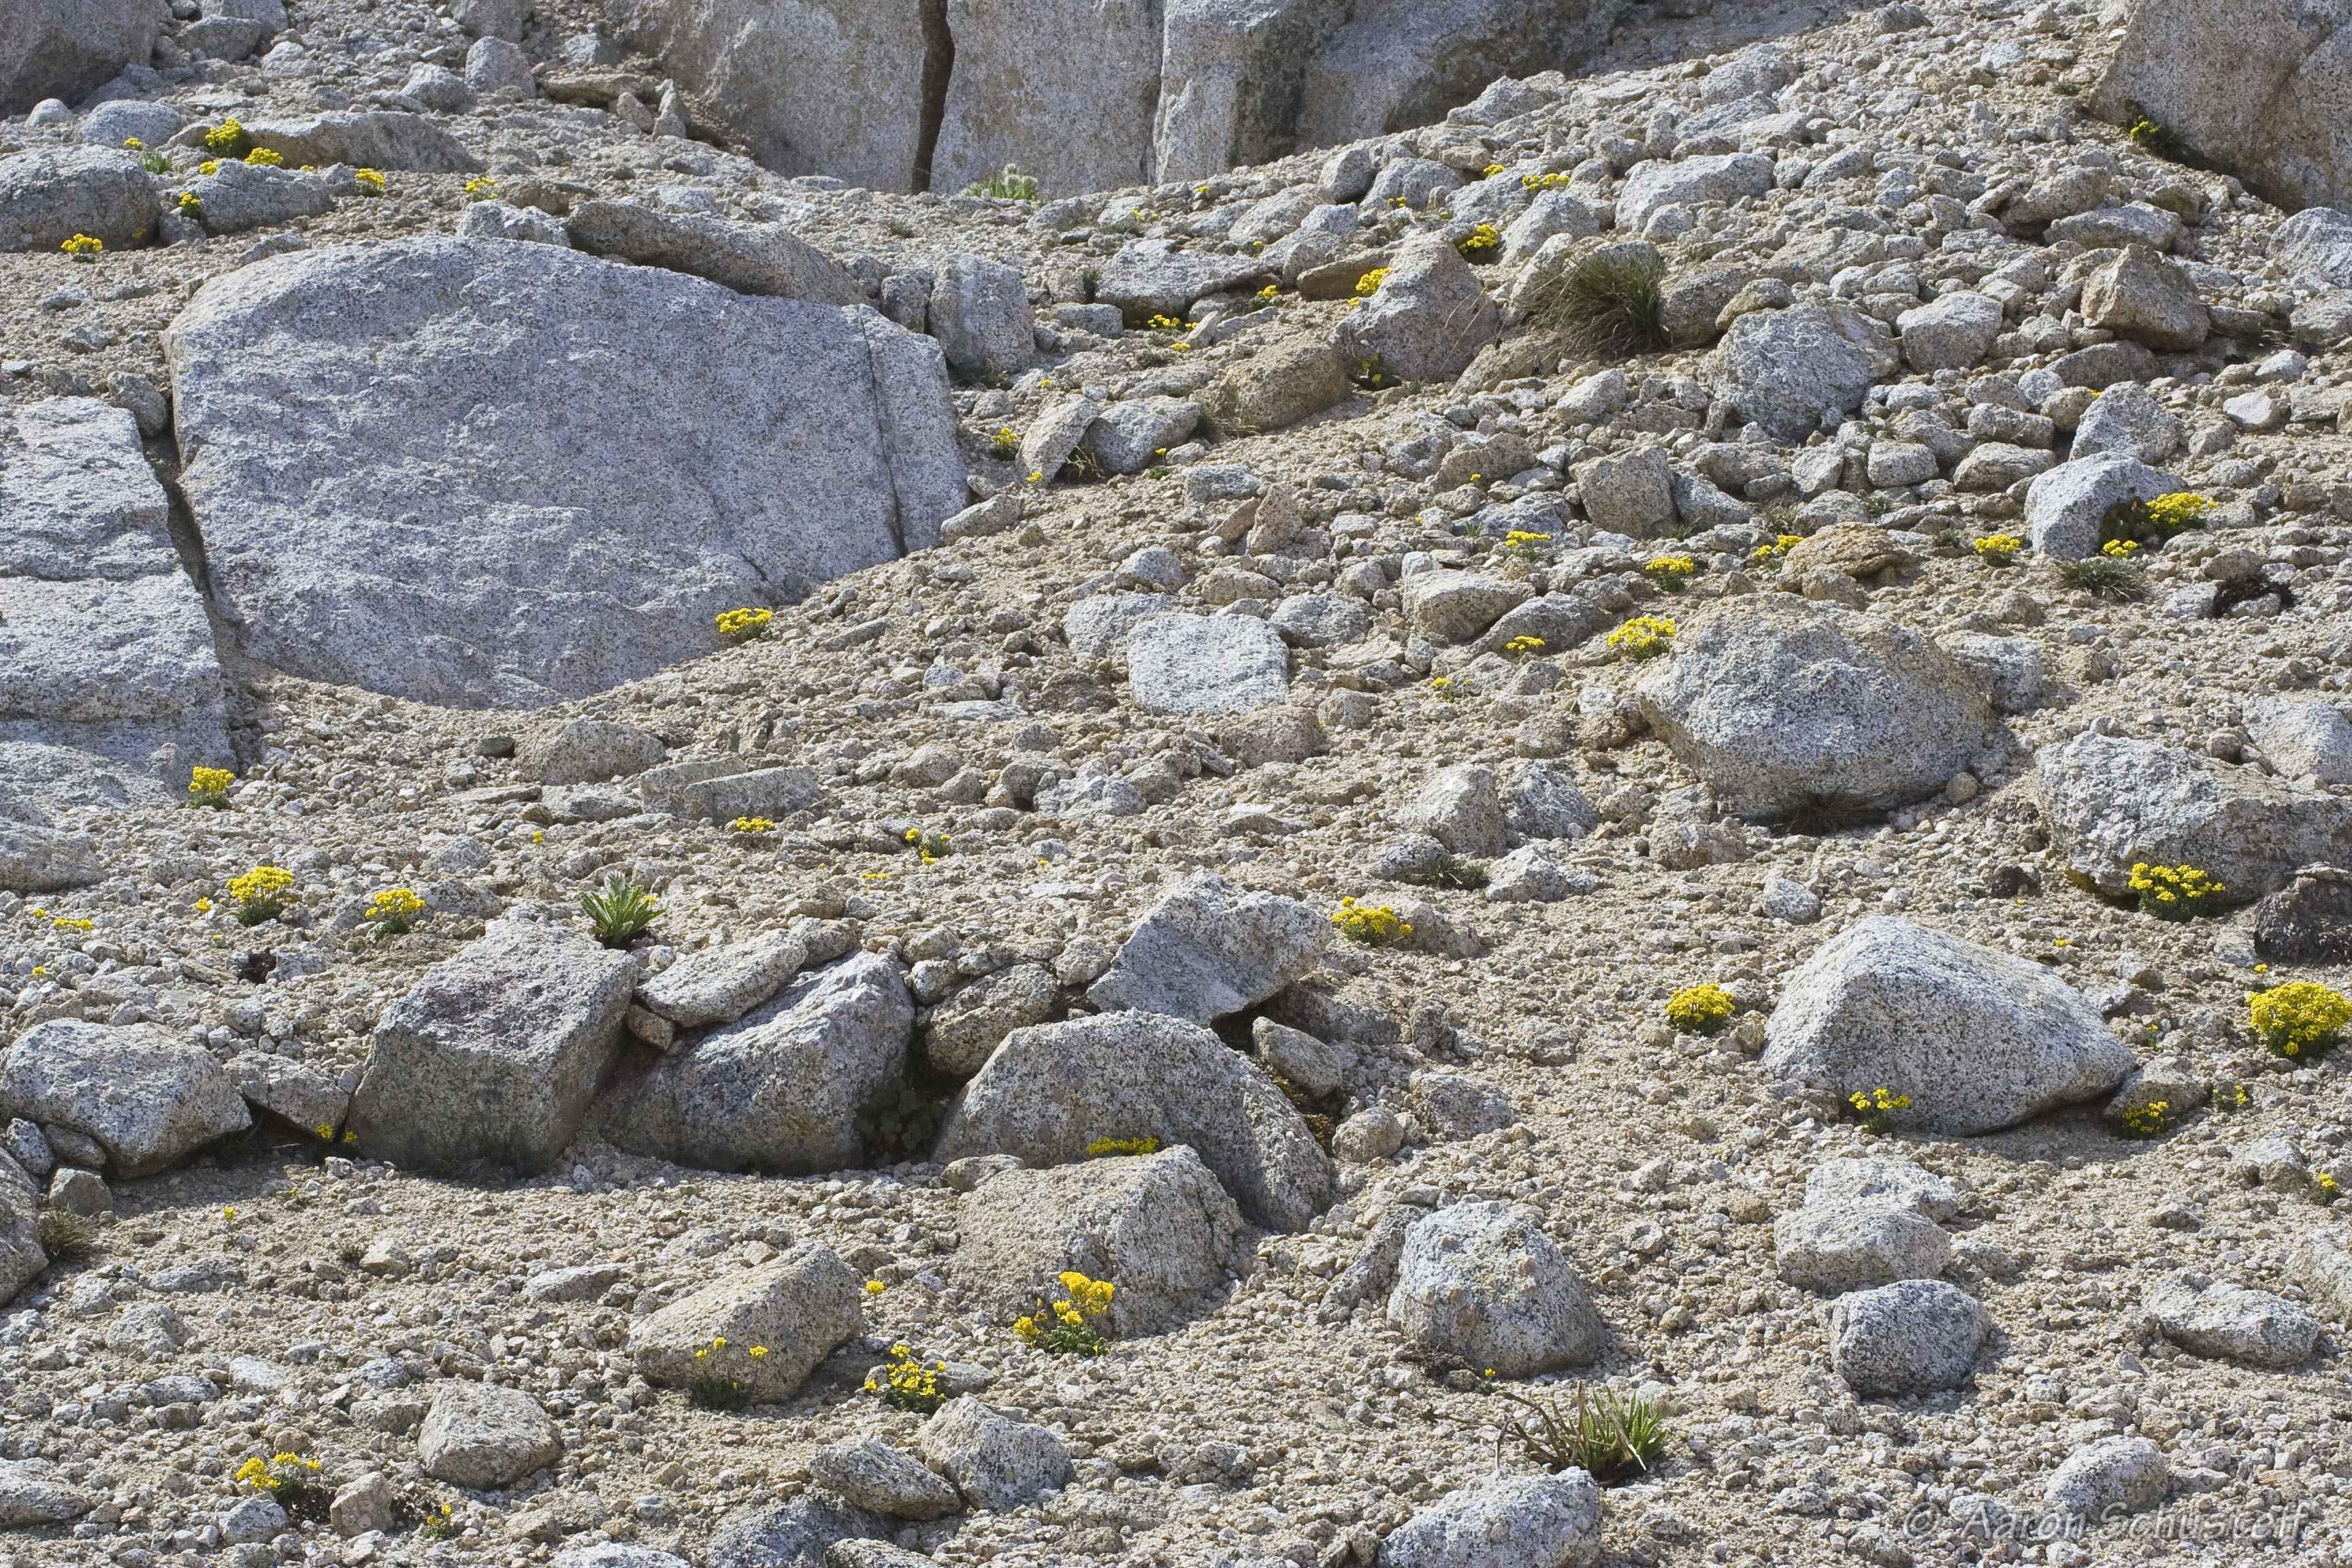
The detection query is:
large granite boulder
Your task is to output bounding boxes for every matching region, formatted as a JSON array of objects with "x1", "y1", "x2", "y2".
[
  {"x1": 1, "y1": 399, "x2": 231, "y2": 796},
  {"x1": 1087, "y1": 870, "x2": 1326, "y2": 1024},
  {"x1": 347, "y1": 921, "x2": 637, "y2": 1174},
  {"x1": 1332, "y1": 233, "x2": 1500, "y2": 383},
  {"x1": 1762, "y1": 917, "x2": 2137, "y2": 1135},
  {"x1": 597, "y1": 951, "x2": 912, "y2": 1174},
  {"x1": 932, "y1": 1011, "x2": 1333, "y2": 1230},
  {"x1": 2038, "y1": 732, "x2": 2352, "y2": 900},
  {"x1": 1707, "y1": 302, "x2": 1901, "y2": 442},
  {"x1": 930, "y1": 0, "x2": 1162, "y2": 197},
  {"x1": 2091, "y1": 0, "x2": 2352, "y2": 212},
  {"x1": 606, "y1": 0, "x2": 930, "y2": 190},
  {"x1": 1636, "y1": 596, "x2": 1998, "y2": 821},
  {"x1": 0, "y1": 0, "x2": 159, "y2": 116},
  {"x1": 0, "y1": 147, "x2": 161, "y2": 252},
  {"x1": 0, "y1": 1020, "x2": 249, "y2": 1177},
  {"x1": 1290, "y1": 0, "x2": 1616, "y2": 148},
  {"x1": 163, "y1": 237, "x2": 963, "y2": 708},
  {"x1": 242, "y1": 112, "x2": 483, "y2": 173}
]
